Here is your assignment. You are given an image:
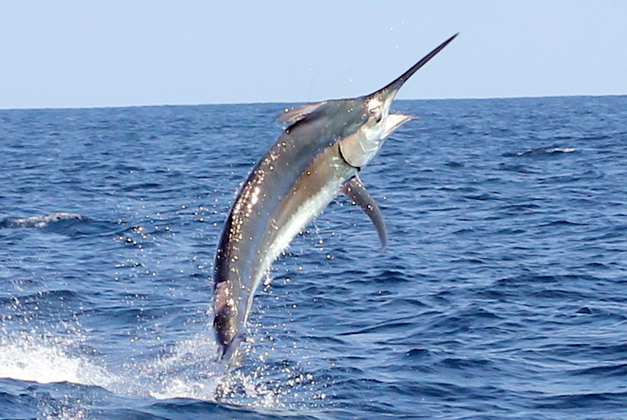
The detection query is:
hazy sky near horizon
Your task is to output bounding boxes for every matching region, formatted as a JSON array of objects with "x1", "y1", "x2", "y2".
[{"x1": 1, "y1": 1, "x2": 626, "y2": 110}]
